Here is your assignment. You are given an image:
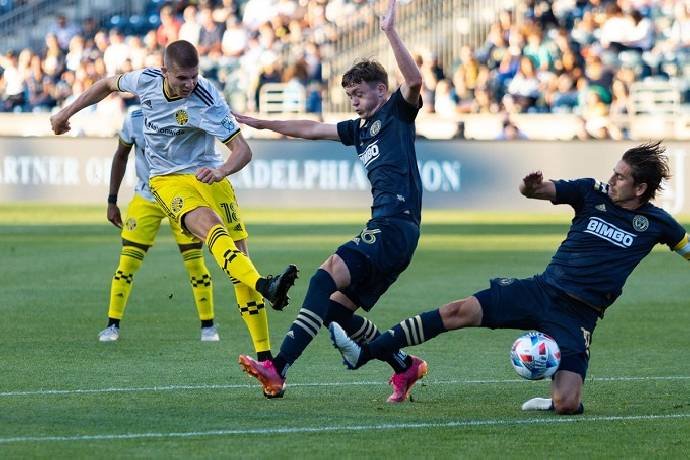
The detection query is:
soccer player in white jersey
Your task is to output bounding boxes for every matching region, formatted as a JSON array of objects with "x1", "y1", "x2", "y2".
[
  {"x1": 98, "y1": 107, "x2": 219, "y2": 343},
  {"x1": 51, "y1": 40, "x2": 298, "y2": 362}
]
